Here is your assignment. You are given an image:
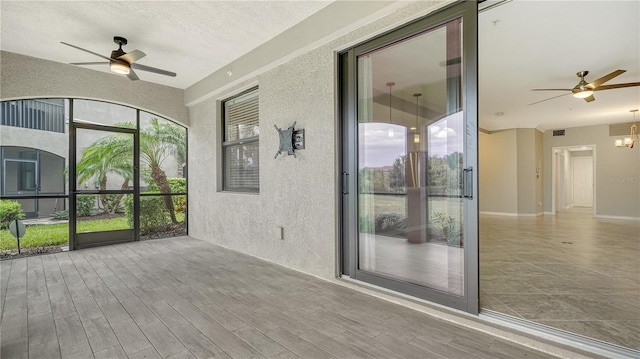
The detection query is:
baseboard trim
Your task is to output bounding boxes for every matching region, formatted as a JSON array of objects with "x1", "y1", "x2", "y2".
[
  {"x1": 480, "y1": 211, "x2": 542, "y2": 217},
  {"x1": 595, "y1": 215, "x2": 640, "y2": 221},
  {"x1": 479, "y1": 211, "x2": 518, "y2": 217}
]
